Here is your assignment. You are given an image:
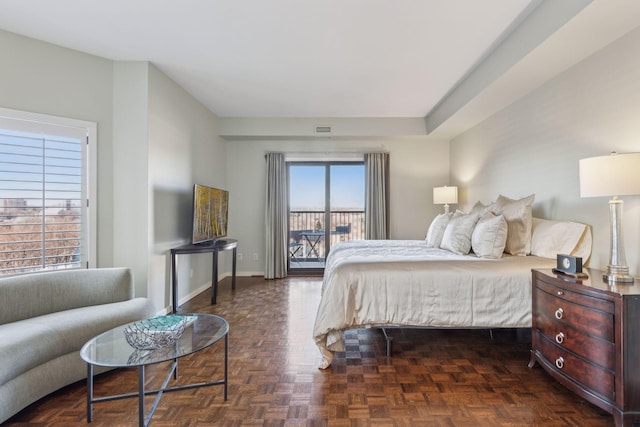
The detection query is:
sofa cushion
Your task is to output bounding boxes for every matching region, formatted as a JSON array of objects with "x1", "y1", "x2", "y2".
[
  {"x1": 0, "y1": 268, "x2": 135, "y2": 325},
  {"x1": 0, "y1": 352, "x2": 88, "y2": 426},
  {"x1": 0, "y1": 298, "x2": 153, "y2": 385}
]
